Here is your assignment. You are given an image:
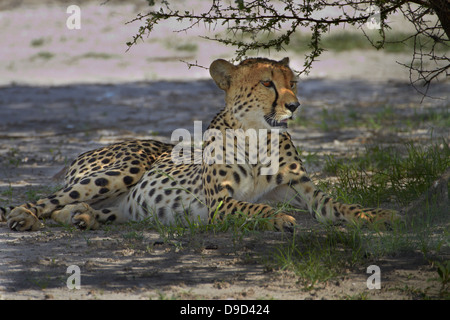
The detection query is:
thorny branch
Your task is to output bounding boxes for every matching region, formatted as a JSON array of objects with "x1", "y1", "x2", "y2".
[{"x1": 127, "y1": 0, "x2": 449, "y2": 95}]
